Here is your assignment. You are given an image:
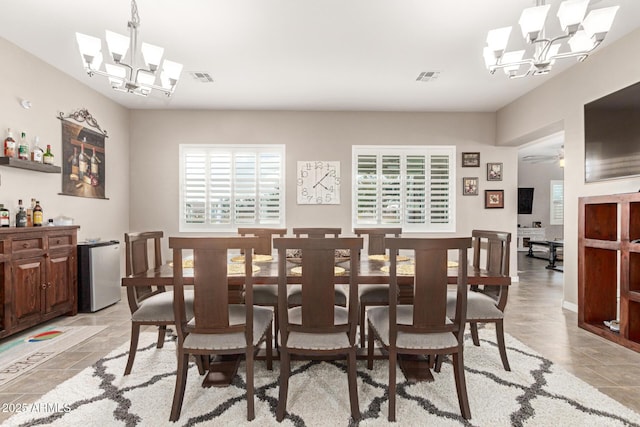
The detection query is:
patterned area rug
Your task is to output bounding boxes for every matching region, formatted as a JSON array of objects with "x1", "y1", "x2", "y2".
[{"x1": 5, "y1": 328, "x2": 640, "y2": 427}]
